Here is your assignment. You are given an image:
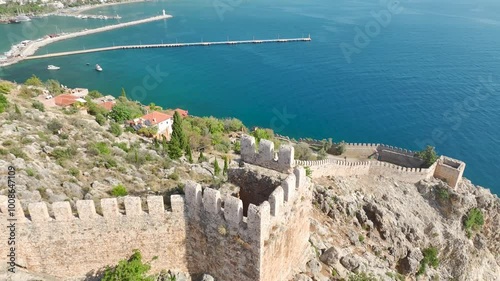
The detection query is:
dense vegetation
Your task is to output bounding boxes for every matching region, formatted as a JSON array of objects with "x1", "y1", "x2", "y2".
[
  {"x1": 0, "y1": 2, "x2": 55, "y2": 16},
  {"x1": 415, "y1": 145, "x2": 439, "y2": 168}
]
